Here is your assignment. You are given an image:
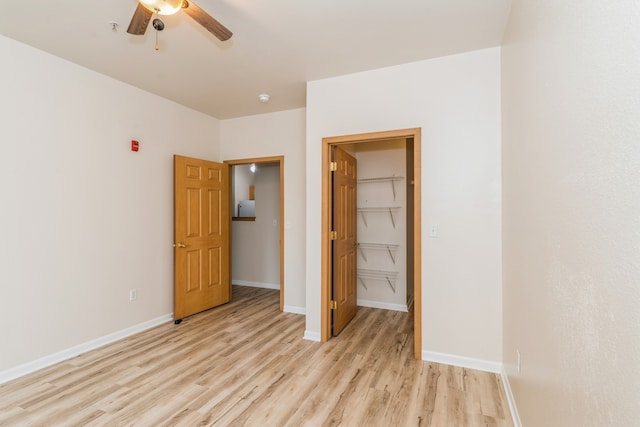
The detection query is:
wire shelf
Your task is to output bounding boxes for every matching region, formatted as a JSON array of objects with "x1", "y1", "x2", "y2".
[
  {"x1": 357, "y1": 175, "x2": 404, "y2": 200},
  {"x1": 357, "y1": 269, "x2": 399, "y2": 293},
  {"x1": 357, "y1": 207, "x2": 401, "y2": 228},
  {"x1": 357, "y1": 243, "x2": 400, "y2": 264}
]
